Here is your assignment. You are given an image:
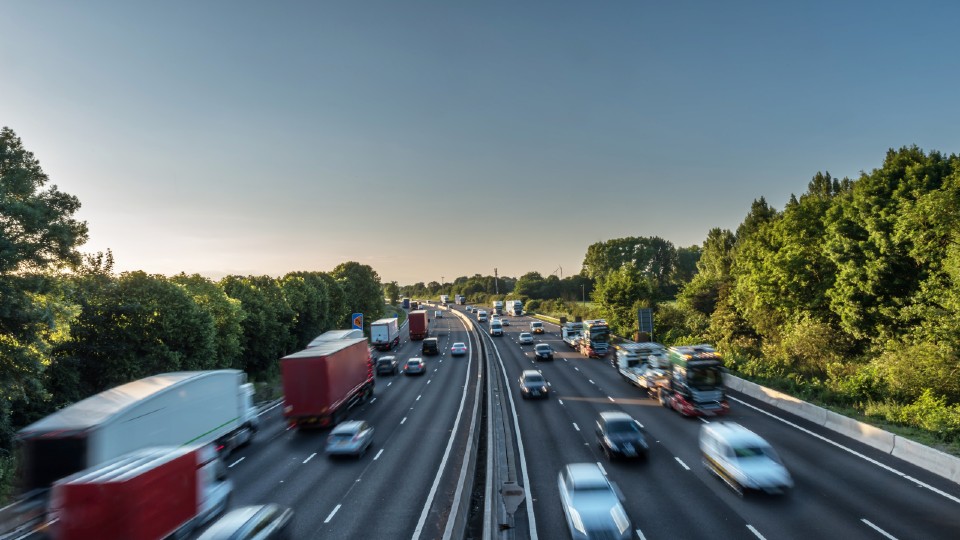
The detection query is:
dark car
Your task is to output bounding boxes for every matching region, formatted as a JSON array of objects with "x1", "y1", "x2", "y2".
[
  {"x1": 421, "y1": 337, "x2": 439, "y2": 356},
  {"x1": 534, "y1": 343, "x2": 554, "y2": 361},
  {"x1": 519, "y1": 370, "x2": 549, "y2": 399},
  {"x1": 376, "y1": 356, "x2": 399, "y2": 376},
  {"x1": 596, "y1": 411, "x2": 649, "y2": 460},
  {"x1": 198, "y1": 504, "x2": 293, "y2": 540}
]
